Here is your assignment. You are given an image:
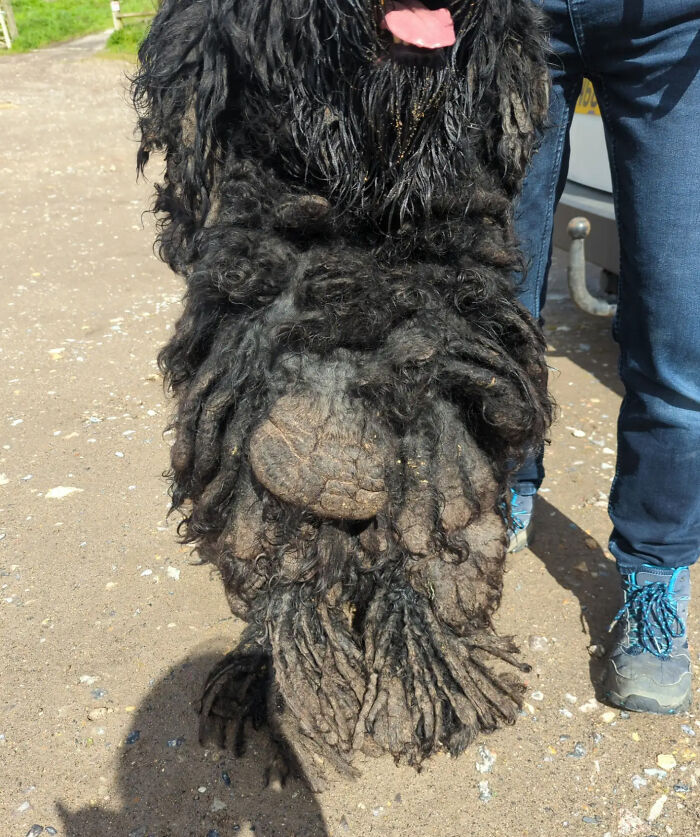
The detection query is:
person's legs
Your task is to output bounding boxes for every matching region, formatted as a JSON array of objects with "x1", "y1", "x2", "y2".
[
  {"x1": 583, "y1": 0, "x2": 700, "y2": 572},
  {"x1": 508, "y1": 1, "x2": 583, "y2": 549},
  {"x1": 579, "y1": 0, "x2": 700, "y2": 711}
]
